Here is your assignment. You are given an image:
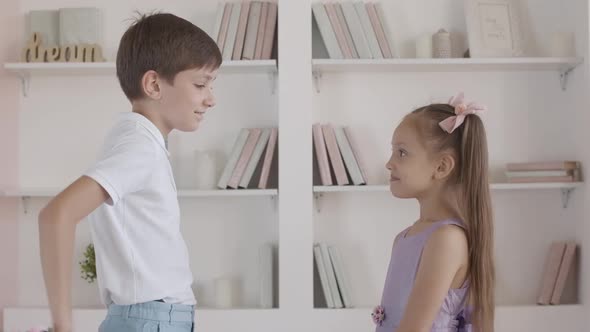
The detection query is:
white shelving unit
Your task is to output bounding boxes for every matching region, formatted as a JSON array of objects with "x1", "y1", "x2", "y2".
[{"x1": 3, "y1": 1, "x2": 589, "y2": 331}]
